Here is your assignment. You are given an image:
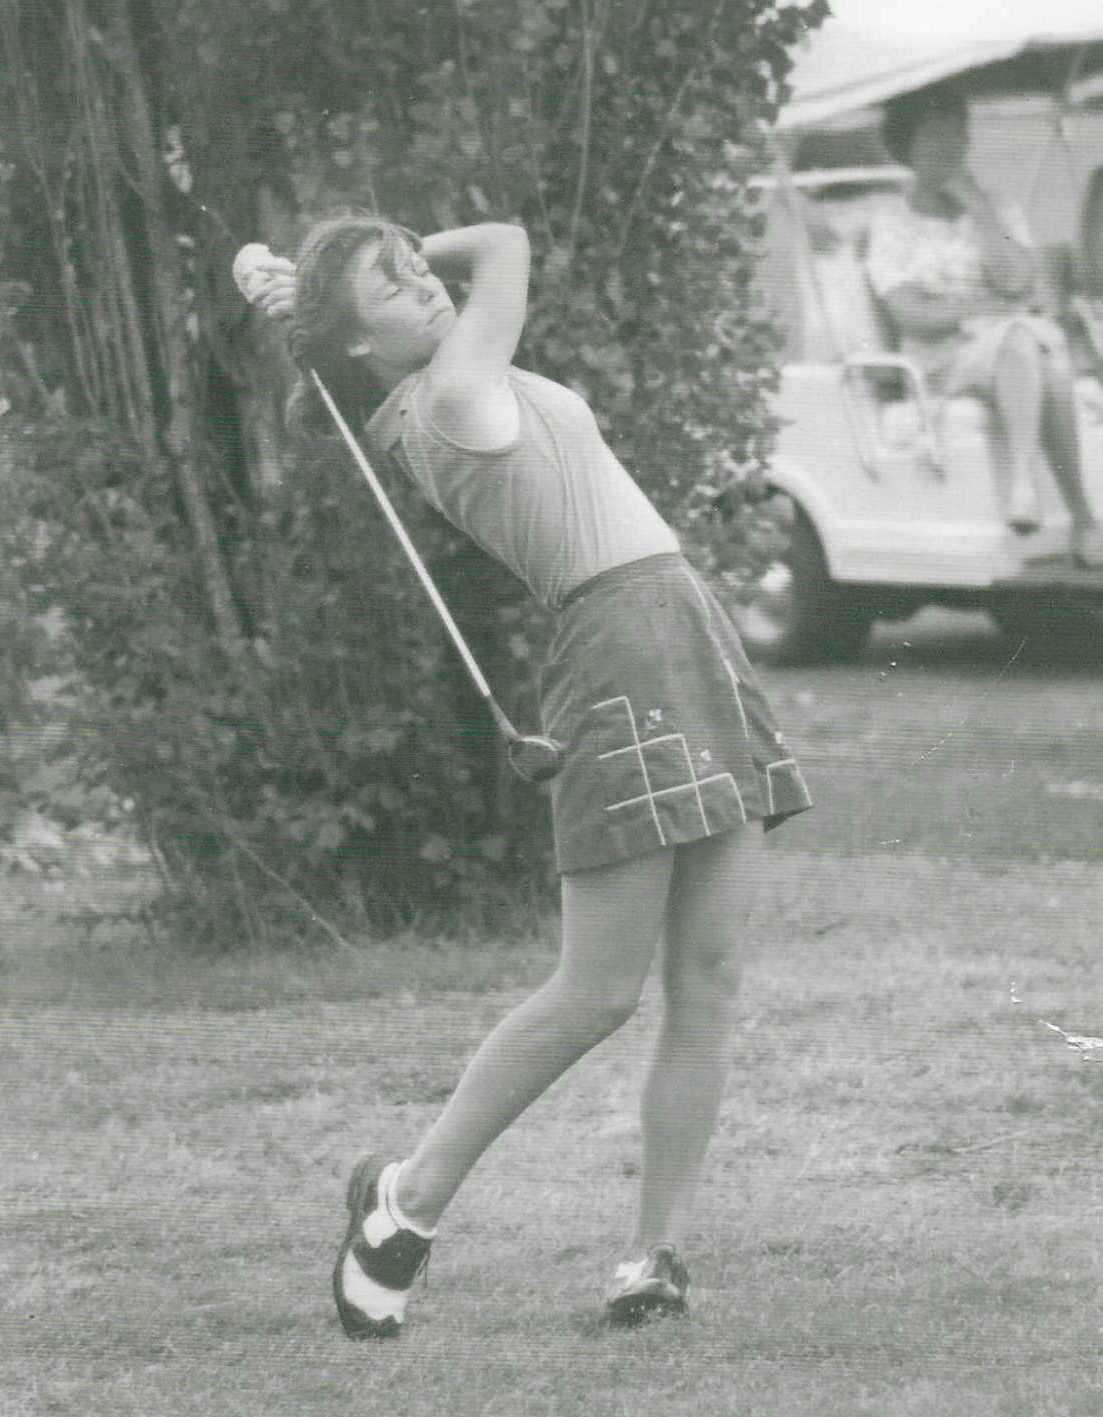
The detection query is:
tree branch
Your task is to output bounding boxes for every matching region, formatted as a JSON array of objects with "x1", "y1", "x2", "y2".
[
  {"x1": 106, "y1": 0, "x2": 249, "y2": 661},
  {"x1": 566, "y1": 0, "x2": 594, "y2": 263},
  {"x1": 218, "y1": 823, "x2": 354, "y2": 952},
  {"x1": 615, "y1": 0, "x2": 731, "y2": 260}
]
